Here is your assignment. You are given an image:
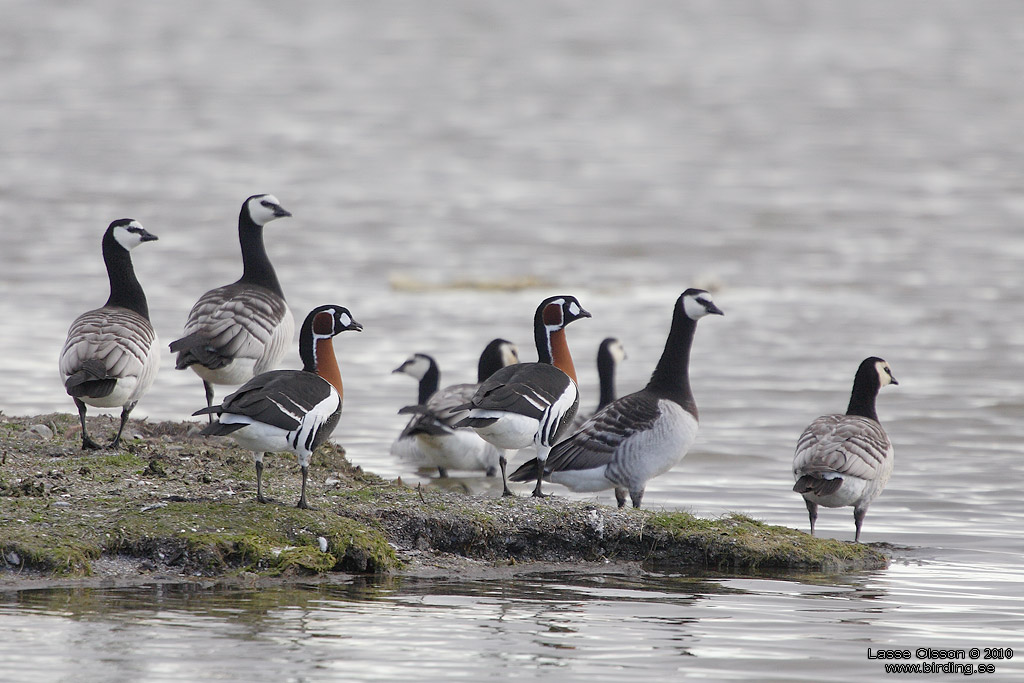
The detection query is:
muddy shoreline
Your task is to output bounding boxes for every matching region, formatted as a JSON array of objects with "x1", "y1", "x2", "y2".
[{"x1": 0, "y1": 413, "x2": 888, "y2": 588}]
